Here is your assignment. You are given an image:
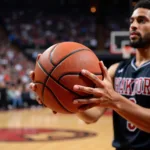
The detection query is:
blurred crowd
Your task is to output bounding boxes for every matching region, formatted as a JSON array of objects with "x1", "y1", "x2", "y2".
[
  {"x1": 3, "y1": 11, "x2": 98, "y2": 50},
  {"x1": 0, "y1": 40, "x2": 38, "y2": 110},
  {"x1": 2, "y1": 10, "x2": 129, "y2": 51},
  {"x1": 0, "y1": 10, "x2": 129, "y2": 111}
]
